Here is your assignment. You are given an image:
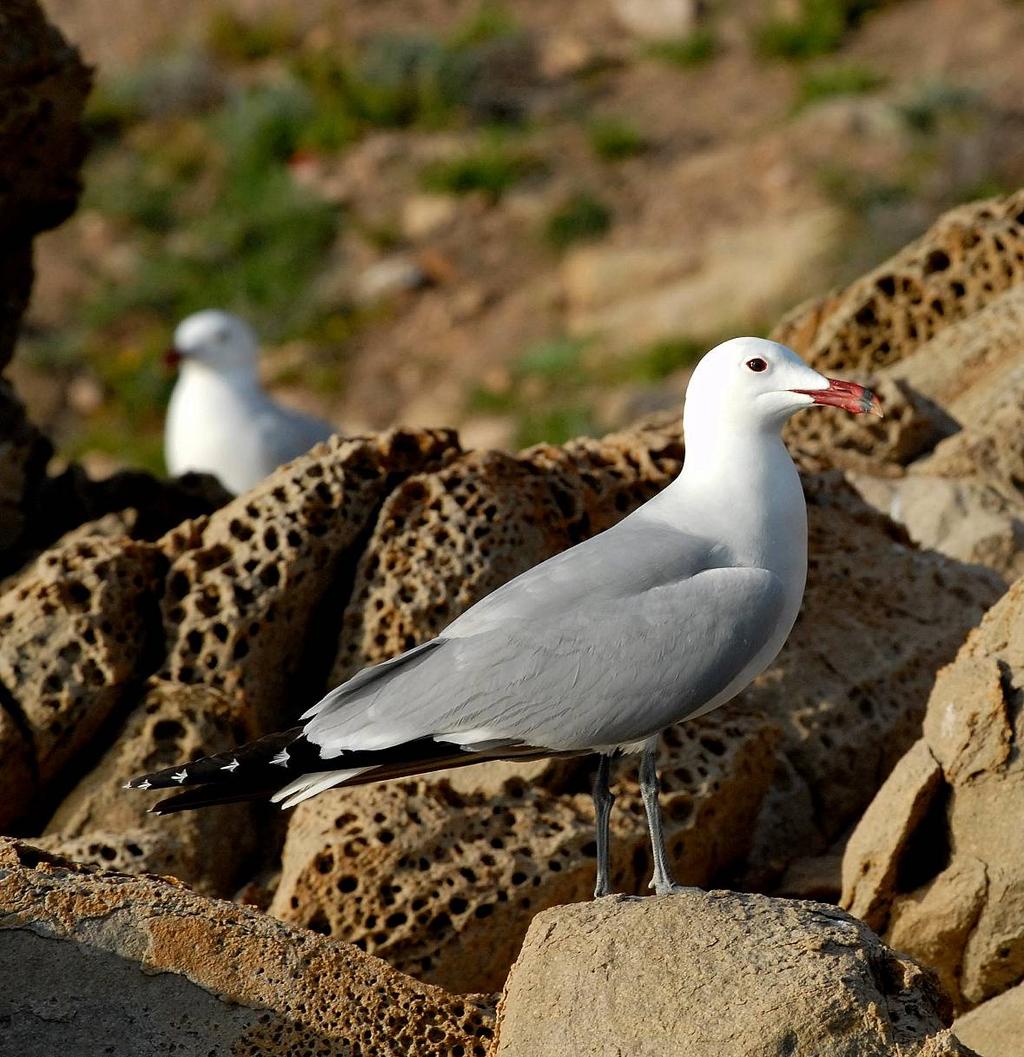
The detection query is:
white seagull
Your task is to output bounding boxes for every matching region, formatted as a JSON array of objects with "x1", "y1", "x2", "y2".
[
  {"x1": 164, "y1": 309, "x2": 336, "y2": 495},
  {"x1": 132, "y1": 337, "x2": 881, "y2": 897}
]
